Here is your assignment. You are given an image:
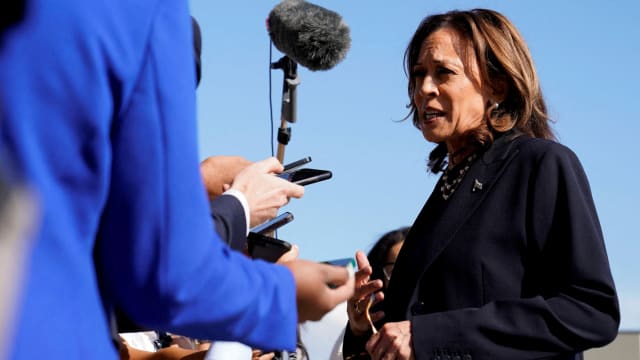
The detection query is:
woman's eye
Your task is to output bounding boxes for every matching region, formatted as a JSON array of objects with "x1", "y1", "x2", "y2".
[
  {"x1": 411, "y1": 69, "x2": 426, "y2": 79},
  {"x1": 436, "y1": 67, "x2": 454, "y2": 75}
]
